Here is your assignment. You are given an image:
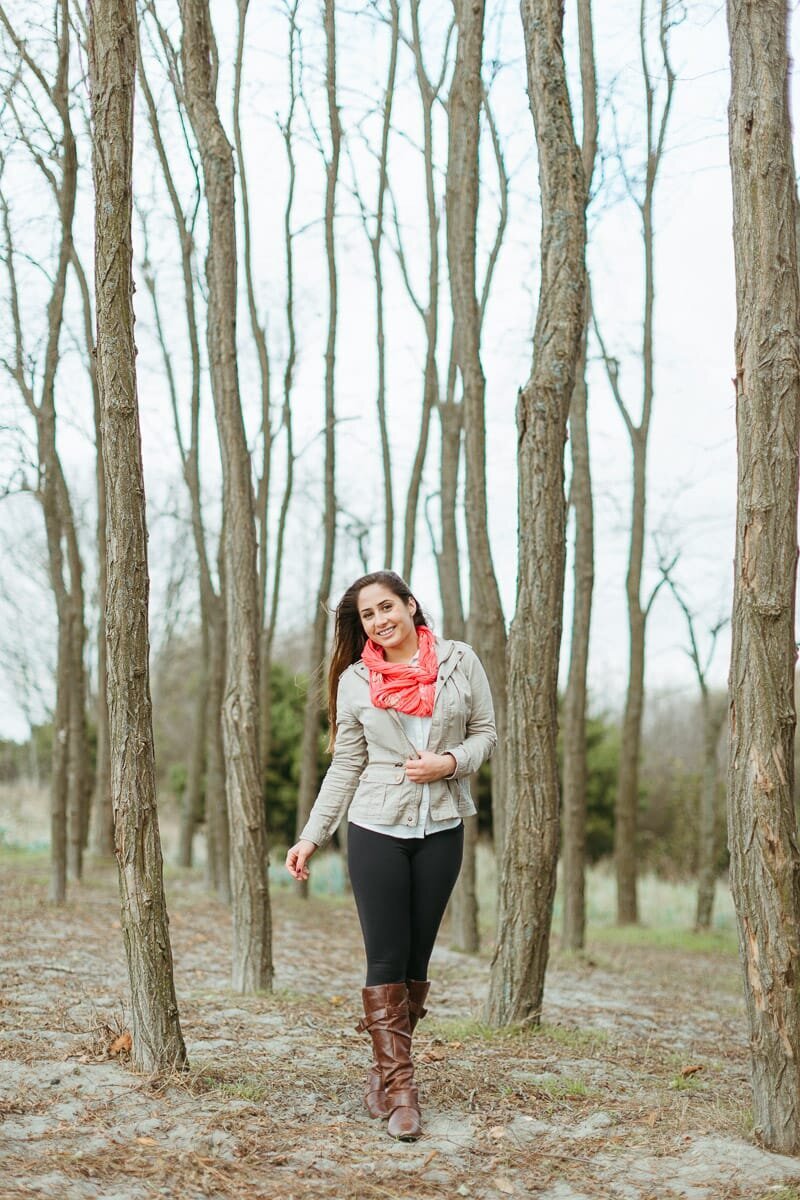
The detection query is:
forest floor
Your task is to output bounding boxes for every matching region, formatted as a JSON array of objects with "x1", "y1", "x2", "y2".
[{"x1": 2, "y1": 845, "x2": 800, "y2": 1200}]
